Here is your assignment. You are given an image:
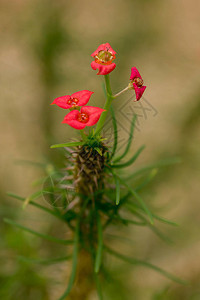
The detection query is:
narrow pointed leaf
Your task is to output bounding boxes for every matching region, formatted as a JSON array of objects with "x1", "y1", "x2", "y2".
[
  {"x1": 125, "y1": 157, "x2": 181, "y2": 181},
  {"x1": 105, "y1": 246, "x2": 187, "y2": 285},
  {"x1": 153, "y1": 214, "x2": 179, "y2": 227},
  {"x1": 126, "y1": 202, "x2": 178, "y2": 227},
  {"x1": 51, "y1": 141, "x2": 84, "y2": 149},
  {"x1": 115, "y1": 177, "x2": 120, "y2": 205},
  {"x1": 114, "y1": 173, "x2": 153, "y2": 224},
  {"x1": 113, "y1": 145, "x2": 145, "y2": 168},
  {"x1": 95, "y1": 211, "x2": 103, "y2": 273},
  {"x1": 120, "y1": 217, "x2": 146, "y2": 226},
  {"x1": 4, "y1": 218, "x2": 72, "y2": 245},
  {"x1": 94, "y1": 147, "x2": 103, "y2": 156},
  {"x1": 109, "y1": 105, "x2": 118, "y2": 159},
  {"x1": 149, "y1": 225, "x2": 173, "y2": 244},
  {"x1": 22, "y1": 190, "x2": 43, "y2": 209},
  {"x1": 18, "y1": 255, "x2": 71, "y2": 265},
  {"x1": 7, "y1": 192, "x2": 62, "y2": 220},
  {"x1": 135, "y1": 168, "x2": 158, "y2": 191},
  {"x1": 113, "y1": 114, "x2": 136, "y2": 163}
]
